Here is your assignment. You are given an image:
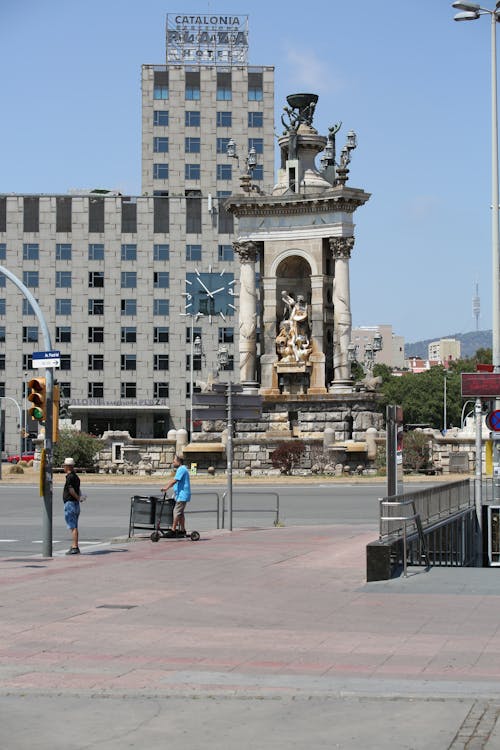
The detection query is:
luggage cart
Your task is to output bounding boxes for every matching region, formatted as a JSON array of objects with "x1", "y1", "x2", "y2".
[{"x1": 150, "y1": 492, "x2": 200, "y2": 543}]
